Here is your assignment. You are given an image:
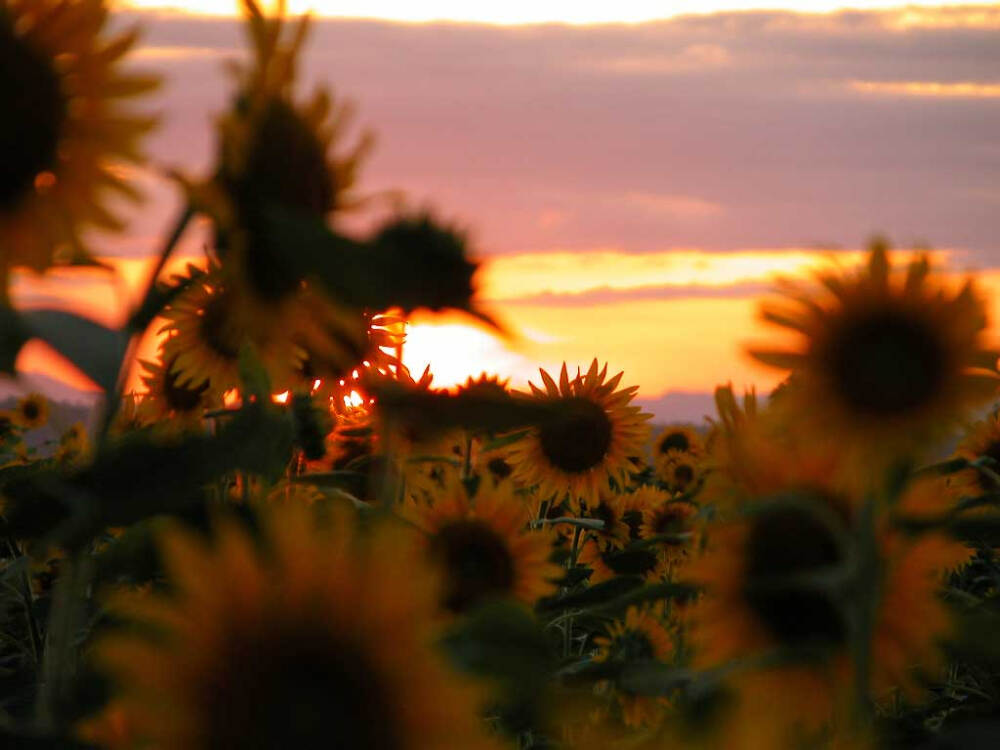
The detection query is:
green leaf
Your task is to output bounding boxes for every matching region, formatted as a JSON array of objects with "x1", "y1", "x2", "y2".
[
  {"x1": 21, "y1": 310, "x2": 127, "y2": 394},
  {"x1": 537, "y1": 576, "x2": 644, "y2": 613},
  {"x1": 441, "y1": 601, "x2": 554, "y2": 688},
  {"x1": 238, "y1": 342, "x2": 272, "y2": 400},
  {"x1": 3, "y1": 403, "x2": 294, "y2": 546},
  {"x1": 618, "y1": 662, "x2": 694, "y2": 696},
  {"x1": 369, "y1": 380, "x2": 560, "y2": 438}
]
